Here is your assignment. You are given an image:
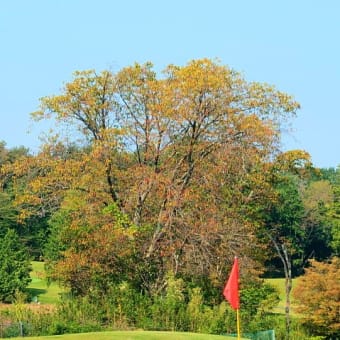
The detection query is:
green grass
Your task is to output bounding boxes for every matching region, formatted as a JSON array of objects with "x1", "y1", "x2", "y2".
[
  {"x1": 27, "y1": 261, "x2": 296, "y2": 314},
  {"x1": 27, "y1": 261, "x2": 65, "y2": 304},
  {"x1": 10, "y1": 330, "x2": 246, "y2": 339},
  {"x1": 265, "y1": 277, "x2": 300, "y2": 315}
]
